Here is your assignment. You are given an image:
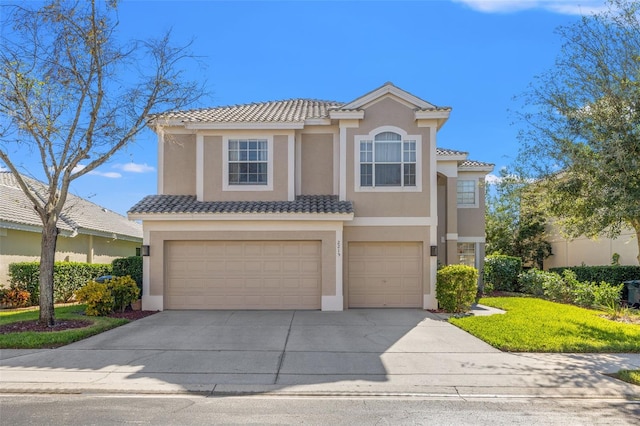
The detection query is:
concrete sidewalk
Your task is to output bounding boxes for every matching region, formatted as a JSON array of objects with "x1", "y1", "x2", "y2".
[{"x1": 1, "y1": 308, "x2": 639, "y2": 399}]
